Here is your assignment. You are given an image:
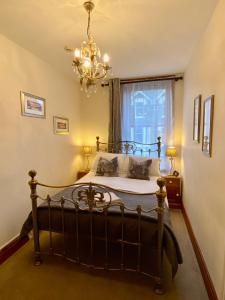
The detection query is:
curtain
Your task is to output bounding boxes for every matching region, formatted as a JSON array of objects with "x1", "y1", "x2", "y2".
[
  {"x1": 108, "y1": 78, "x2": 121, "y2": 152},
  {"x1": 121, "y1": 80, "x2": 174, "y2": 158}
]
